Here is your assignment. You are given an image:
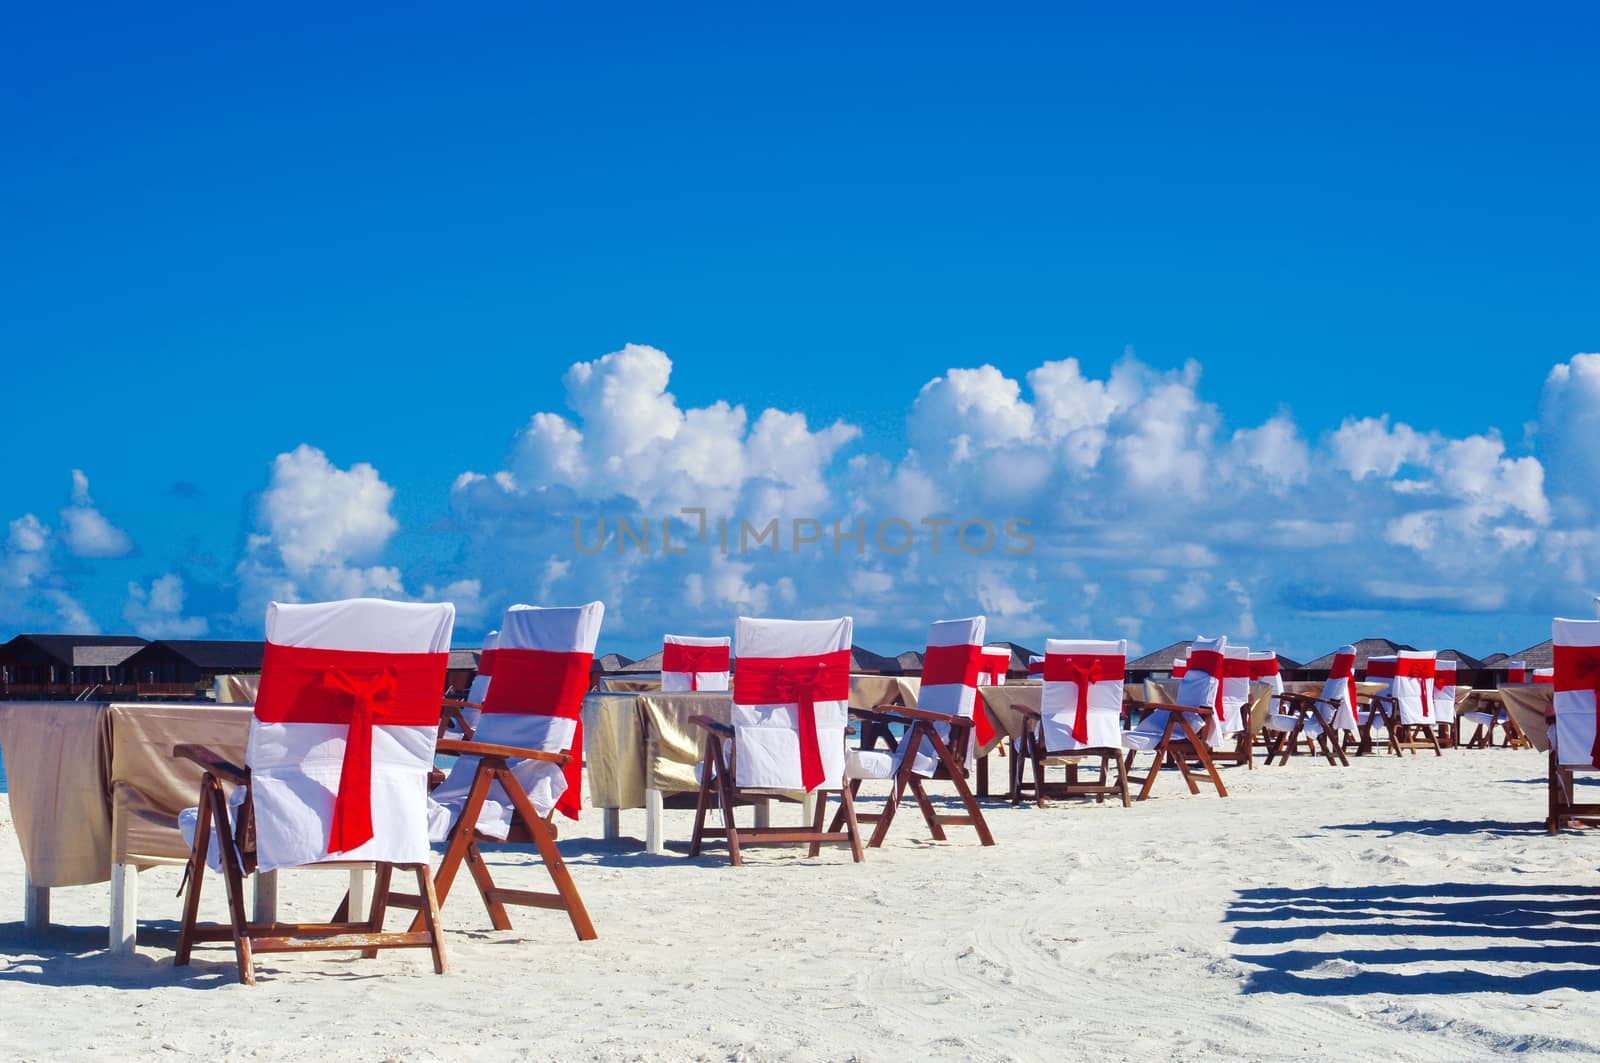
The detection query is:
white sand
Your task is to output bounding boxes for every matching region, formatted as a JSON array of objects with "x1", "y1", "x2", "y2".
[{"x1": 2, "y1": 749, "x2": 1599, "y2": 1062}]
